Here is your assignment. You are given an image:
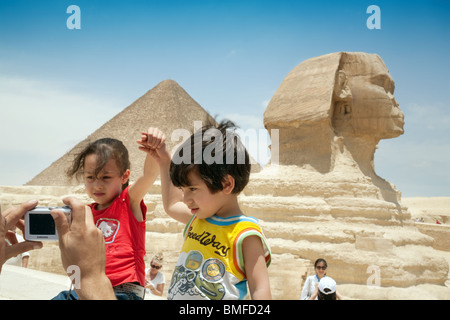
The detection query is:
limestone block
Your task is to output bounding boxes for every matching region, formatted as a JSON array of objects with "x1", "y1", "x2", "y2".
[
  {"x1": 267, "y1": 254, "x2": 310, "y2": 300},
  {"x1": 355, "y1": 235, "x2": 393, "y2": 252},
  {"x1": 415, "y1": 223, "x2": 450, "y2": 251}
]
